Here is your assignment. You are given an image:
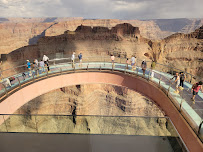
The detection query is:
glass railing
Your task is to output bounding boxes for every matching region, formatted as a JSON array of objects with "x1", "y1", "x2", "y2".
[
  {"x1": 0, "y1": 57, "x2": 202, "y2": 142},
  {"x1": 0, "y1": 114, "x2": 188, "y2": 151}
]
